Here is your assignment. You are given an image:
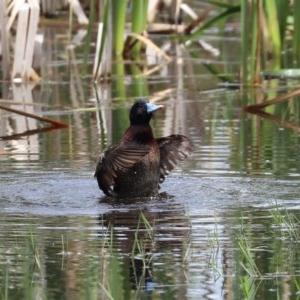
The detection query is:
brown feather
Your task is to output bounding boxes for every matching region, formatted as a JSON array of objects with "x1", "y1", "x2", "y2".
[
  {"x1": 94, "y1": 145, "x2": 150, "y2": 196},
  {"x1": 156, "y1": 134, "x2": 193, "y2": 183}
]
